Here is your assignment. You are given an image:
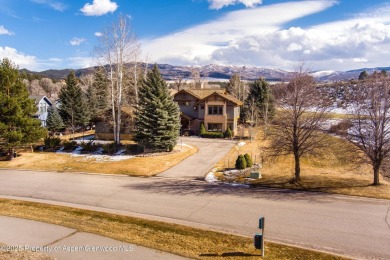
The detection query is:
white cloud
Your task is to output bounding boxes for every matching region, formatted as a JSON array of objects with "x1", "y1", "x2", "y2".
[
  {"x1": 0, "y1": 25, "x2": 13, "y2": 35},
  {"x1": 80, "y1": 0, "x2": 118, "y2": 16},
  {"x1": 143, "y1": 0, "x2": 390, "y2": 71},
  {"x1": 0, "y1": 46, "x2": 38, "y2": 69},
  {"x1": 69, "y1": 37, "x2": 86, "y2": 46},
  {"x1": 31, "y1": 0, "x2": 66, "y2": 11},
  {"x1": 143, "y1": 0, "x2": 337, "y2": 67},
  {"x1": 208, "y1": 0, "x2": 262, "y2": 10},
  {"x1": 94, "y1": 32, "x2": 103, "y2": 37},
  {"x1": 67, "y1": 57, "x2": 94, "y2": 68}
]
